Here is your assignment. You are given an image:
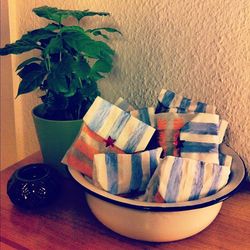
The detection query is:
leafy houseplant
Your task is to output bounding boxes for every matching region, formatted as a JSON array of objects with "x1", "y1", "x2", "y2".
[
  {"x1": 0, "y1": 5, "x2": 120, "y2": 120},
  {"x1": 0, "y1": 6, "x2": 120, "y2": 174}
]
